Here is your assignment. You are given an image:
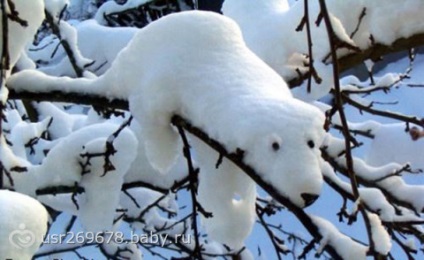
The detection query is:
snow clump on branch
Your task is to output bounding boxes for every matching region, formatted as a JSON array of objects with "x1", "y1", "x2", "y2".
[
  {"x1": 108, "y1": 11, "x2": 327, "y2": 247},
  {"x1": 0, "y1": 0, "x2": 44, "y2": 75},
  {"x1": 0, "y1": 190, "x2": 48, "y2": 260}
]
